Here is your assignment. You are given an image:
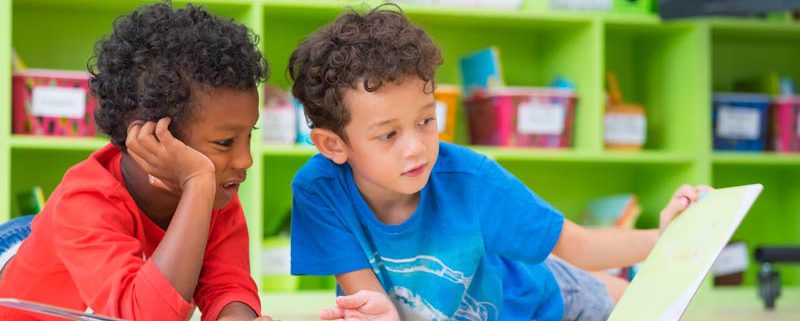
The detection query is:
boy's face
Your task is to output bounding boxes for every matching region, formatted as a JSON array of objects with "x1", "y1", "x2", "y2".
[
  {"x1": 341, "y1": 76, "x2": 440, "y2": 199},
  {"x1": 182, "y1": 88, "x2": 259, "y2": 209}
]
